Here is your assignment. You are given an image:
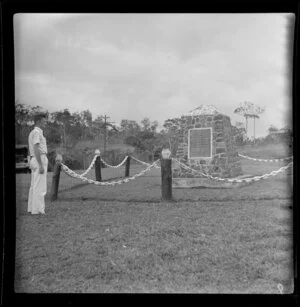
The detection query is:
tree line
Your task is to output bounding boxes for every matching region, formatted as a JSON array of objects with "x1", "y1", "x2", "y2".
[
  {"x1": 15, "y1": 103, "x2": 174, "y2": 156},
  {"x1": 16, "y1": 102, "x2": 292, "y2": 155}
]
